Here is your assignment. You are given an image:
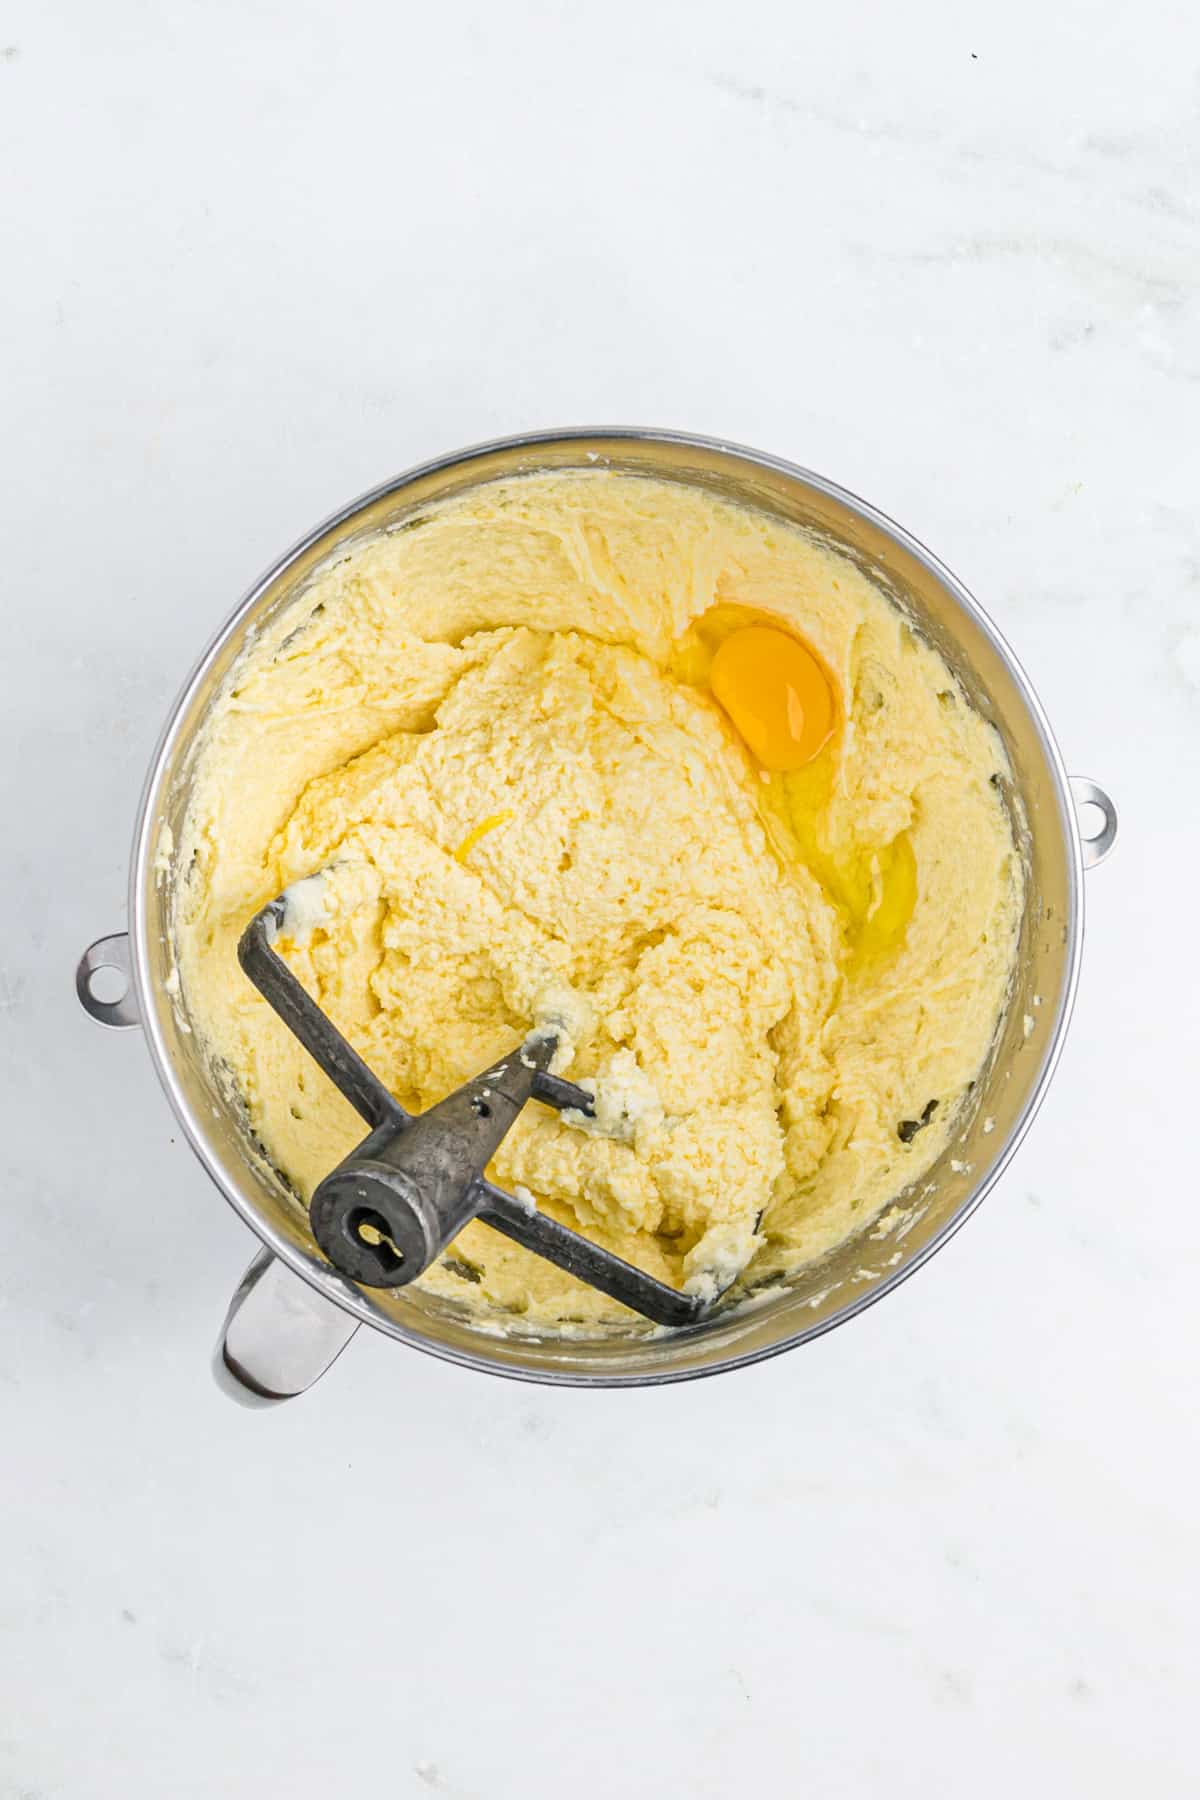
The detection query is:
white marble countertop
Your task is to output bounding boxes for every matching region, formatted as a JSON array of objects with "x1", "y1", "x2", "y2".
[{"x1": 4, "y1": 1, "x2": 1197, "y2": 1794}]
